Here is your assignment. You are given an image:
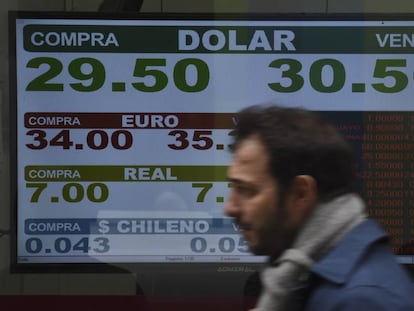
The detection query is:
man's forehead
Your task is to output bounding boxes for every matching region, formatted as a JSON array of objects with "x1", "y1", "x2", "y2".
[
  {"x1": 230, "y1": 137, "x2": 270, "y2": 174},
  {"x1": 234, "y1": 136, "x2": 268, "y2": 159},
  {"x1": 228, "y1": 137, "x2": 277, "y2": 191}
]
